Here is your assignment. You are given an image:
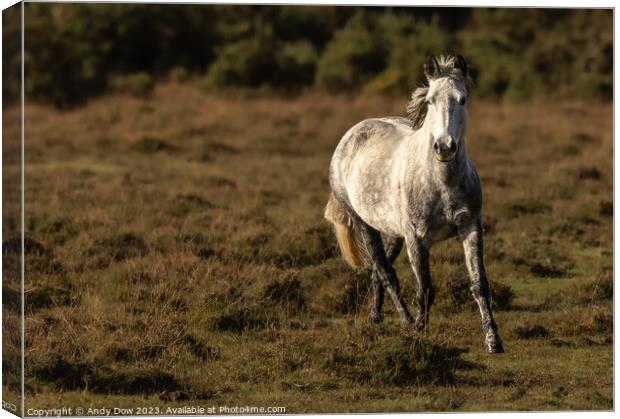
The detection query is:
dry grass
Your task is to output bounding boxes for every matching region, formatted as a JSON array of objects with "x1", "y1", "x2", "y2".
[{"x1": 2, "y1": 83, "x2": 612, "y2": 412}]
